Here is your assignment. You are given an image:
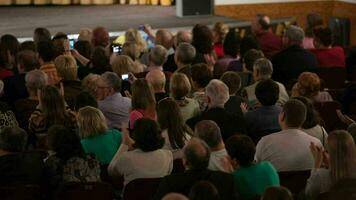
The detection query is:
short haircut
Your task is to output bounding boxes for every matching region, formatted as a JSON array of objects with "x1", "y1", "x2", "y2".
[
  {"x1": 183, "y1": 138, "x2": 211, "y2": 170},
  {"x1": 54, "y1": 55, "x2": 77, "y2": 80},
  {"x1": 223, "y1": 29, "x2": 241, "y2": 57},
  {"x1": 0, "y1": 127, "x2": 27, "y2": 152},
  {"x1": 78, "y1": 106, "x2": 108, "y2": 139},
  {"x1": 313, "y1": 27, "x2": 333, "y2": 47},
  {"x1": 284, "y1": 25, "x2": 305, "y2": 45},
  {"x1": 146, "y1": 69, "x2": 166, "y2": 92},
  {"x1": 189, "y1": 181, "x2": 220, "y2": 200},
  {"x1": 282, "y1": 99, "x2": 307, "y2": 128},
  {"x1": 226, "y1": 135, "x2": 255, "y2": 167},
  {"x1": 74, "y1": 90, "x2": 98, "y2": 111},
  {"x1": 255, "y1": 79, "x2": 279, "y2": 106},
  {"x1": 175, "y1": 42, "x2": 196, "y2": 65},
  {"x1": 149, "y1": 45, "x2": 168, "y2": 66},
  {"x1": 170, "y1": 73, "x2": 191, "y2": 99},
  {"x1": 17, "y1": 50, "x2": 39, "y2": 72},
  {"x1": 293, "y1": 96, "x2": 320, "y2": 129},
  {"x1": 205, "y1": 79, "x2": 229, "y2": 106},
  {"x1": 101, "y1": 72, "x2": 122, "y2": 92},
  {"x1": 195, "y1": 120, "x2": 222, "y2": 148},
  {"x1": 220, "y1": 71, "x2": 241, "y2": 95},
  {"x1": 19, "y1": 41, "x2": 36, "y2": 52},
  {"x1": 176, "y1": 31, "x2": 192, "y2": 45},
  {"x1": 253, "y1": 58, "x2": 273, "y2": 79},
  {"x1": 191, "y1": 63, "x2": 212, "y2": 88},
  {"x1": 37, "y1": 41, "x2": 56, "y2": 62},
  {"x1": 243, "y1": 49, "x2": 264, "y2": 72},
  {"x1": 25, "y1": 69, "x2": 48, "y2": 92},
  {"x1": 33, "y1": 27, "x2": 51, "y2": 44},
  {"x1": 133, "y1": 118, "x2": 164, "y2": 152}
]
